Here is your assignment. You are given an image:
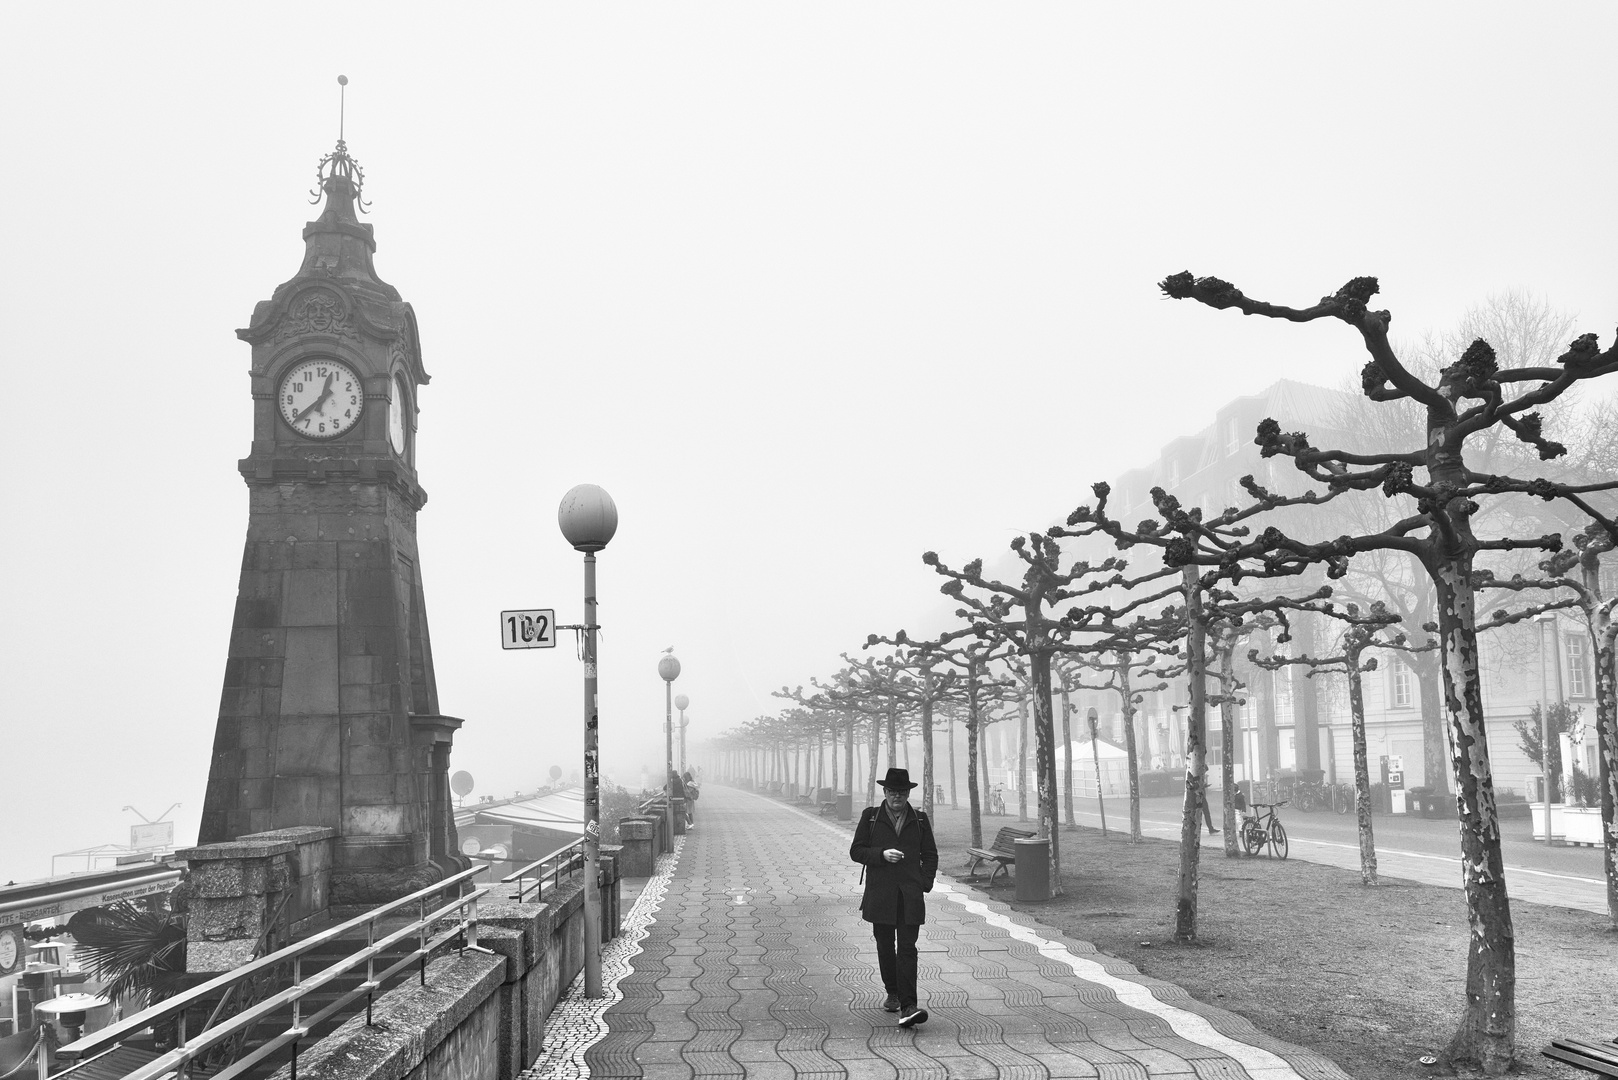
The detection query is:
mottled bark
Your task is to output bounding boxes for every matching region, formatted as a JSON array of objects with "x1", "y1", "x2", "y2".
[
  {"x1": 1435, "y1": 561, "x2": 1516, "y2": 1075},
  {"x1": 1029, "y1": 642, "x2": 1063, "y2": 891},
  {"x1": 1347, "y1": 655, "x2": 1379, "y2": 886},
  {"x1": 947, "y1": 714, "x2": 957, "y2": 809},
  {"x1": 845, "y1": 714, "x2": 855, "y2": 799},
  {"x1": 1175, "y1": 565, "x2": 1209, "y2": 943},
  {"x1": 886, "y1": 707, "x2": 898, "y2": 773},
  {"x1": 865, "y1": 712, "x2": 881, "y2": 809}
]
